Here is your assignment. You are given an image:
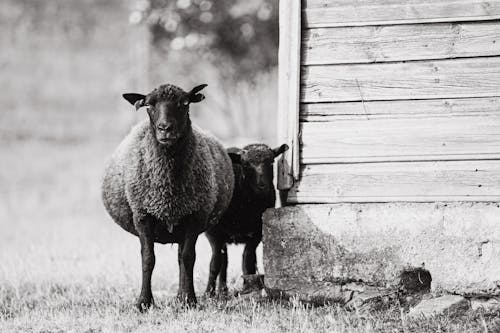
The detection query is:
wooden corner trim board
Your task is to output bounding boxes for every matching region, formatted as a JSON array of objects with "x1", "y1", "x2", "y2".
[{"x1": 278, "y1": 0, "x2": 301, "y2": 190}]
